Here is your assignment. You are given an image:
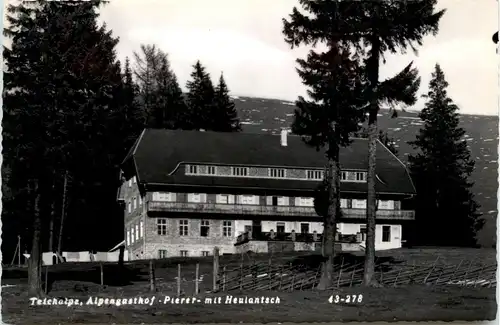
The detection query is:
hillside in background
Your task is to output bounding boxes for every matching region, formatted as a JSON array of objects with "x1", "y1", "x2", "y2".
[{"x1": 231, "y1": 96, "x2": 498, "y2": 248}]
